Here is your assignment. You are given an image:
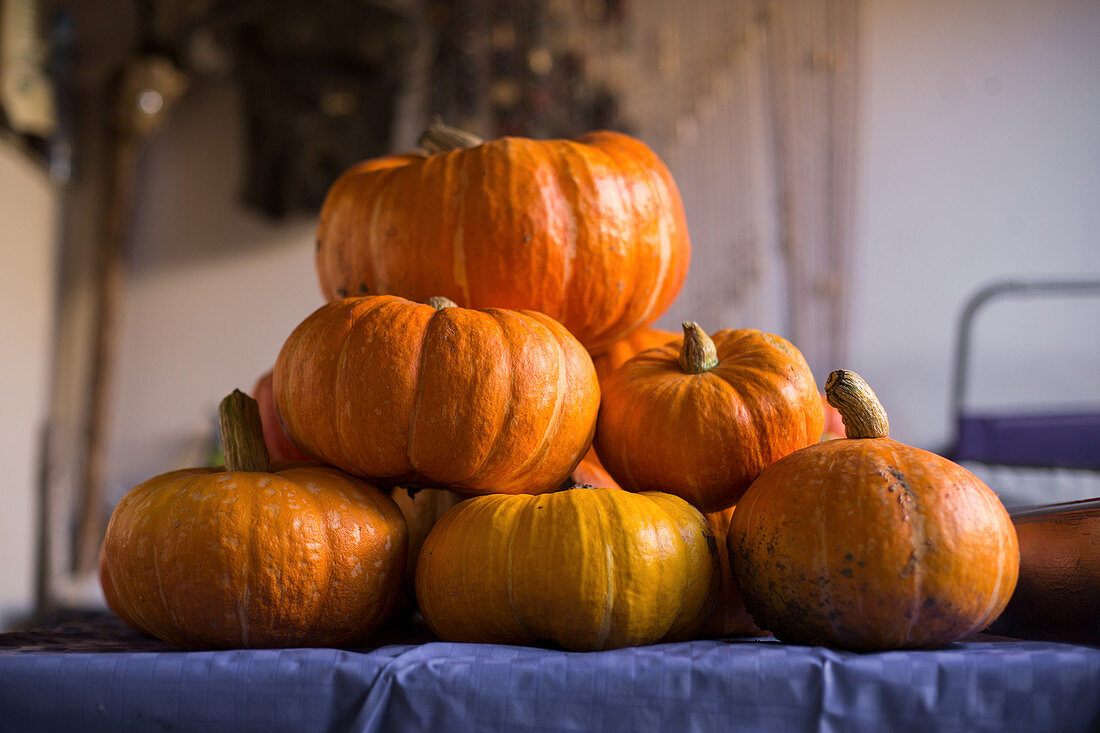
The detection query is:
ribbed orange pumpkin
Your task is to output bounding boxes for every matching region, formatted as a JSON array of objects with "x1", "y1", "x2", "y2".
[
  {"x1": 315, "y1": 122, "x2": 691, "y2": 353},
  {"x1": 728, "y1": 370, "x2": 1020, "y2": 650},
  {"x1": 416, "y1": 486, "x2": 719, "y2": 651},
  {"x1": 699, "y1": 507, "x2": 766, "y2": 638},
  {"x1": 274, "y1": 295, "x2": 600, "y2": 496},
  {"x1": 591, "y1": 327, "x2": 677, "y2": 382},
  {"x1": 595, "y1": 322, "x2": 823, "y2": 513},
  {"x1": 99, "y1": 392, "x2": 407, "y2": 649}
]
